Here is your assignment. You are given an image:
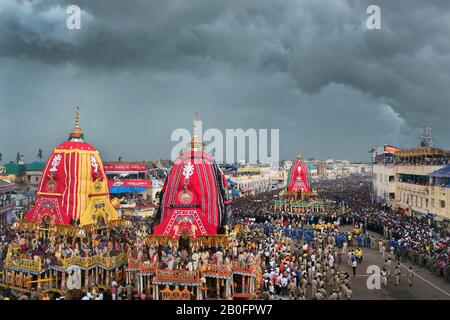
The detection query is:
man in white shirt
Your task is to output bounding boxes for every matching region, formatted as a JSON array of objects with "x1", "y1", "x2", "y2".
[
  {"x1": 381, "y1": 268, "x2": 387, "y2": 286},
  {"x1": 388, "y1": 257, "x2": 394, "y2": 276},
  {"x1": 347, "y1": 251, "x2": 353, "y2": 267},
  {"x1": 351, "y1": 260, "x2": 357, "y2": 276},
  {"x1": 95, "y1": 290, "x2": 104, "y2": 300},
  {"x1": 280, "y1": 275, "x2": 288, "y2": 296},
  {"x1": 81, "y1": 292, "x2": 92, "y2": 300}
]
